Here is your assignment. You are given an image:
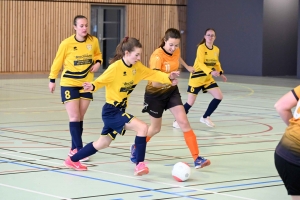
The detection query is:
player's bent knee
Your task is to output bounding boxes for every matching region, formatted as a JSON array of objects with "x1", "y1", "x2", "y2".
[{"x1": 136, "y1": 122, "x2": 148, "y2": 137}]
